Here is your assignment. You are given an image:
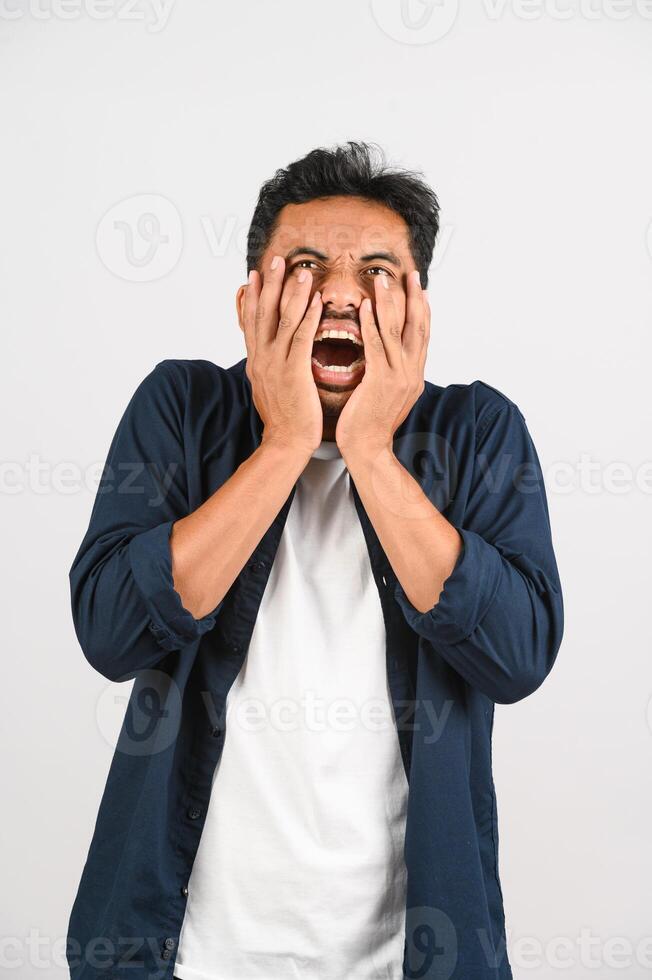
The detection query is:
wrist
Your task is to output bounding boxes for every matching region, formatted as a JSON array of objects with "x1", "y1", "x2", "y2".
[
  {"x1": 339, "y1": 438, "x2": 395, "y2": 472},
  {"x1": 259, "y1": 431, "x2": 316, "y2": 464}
]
